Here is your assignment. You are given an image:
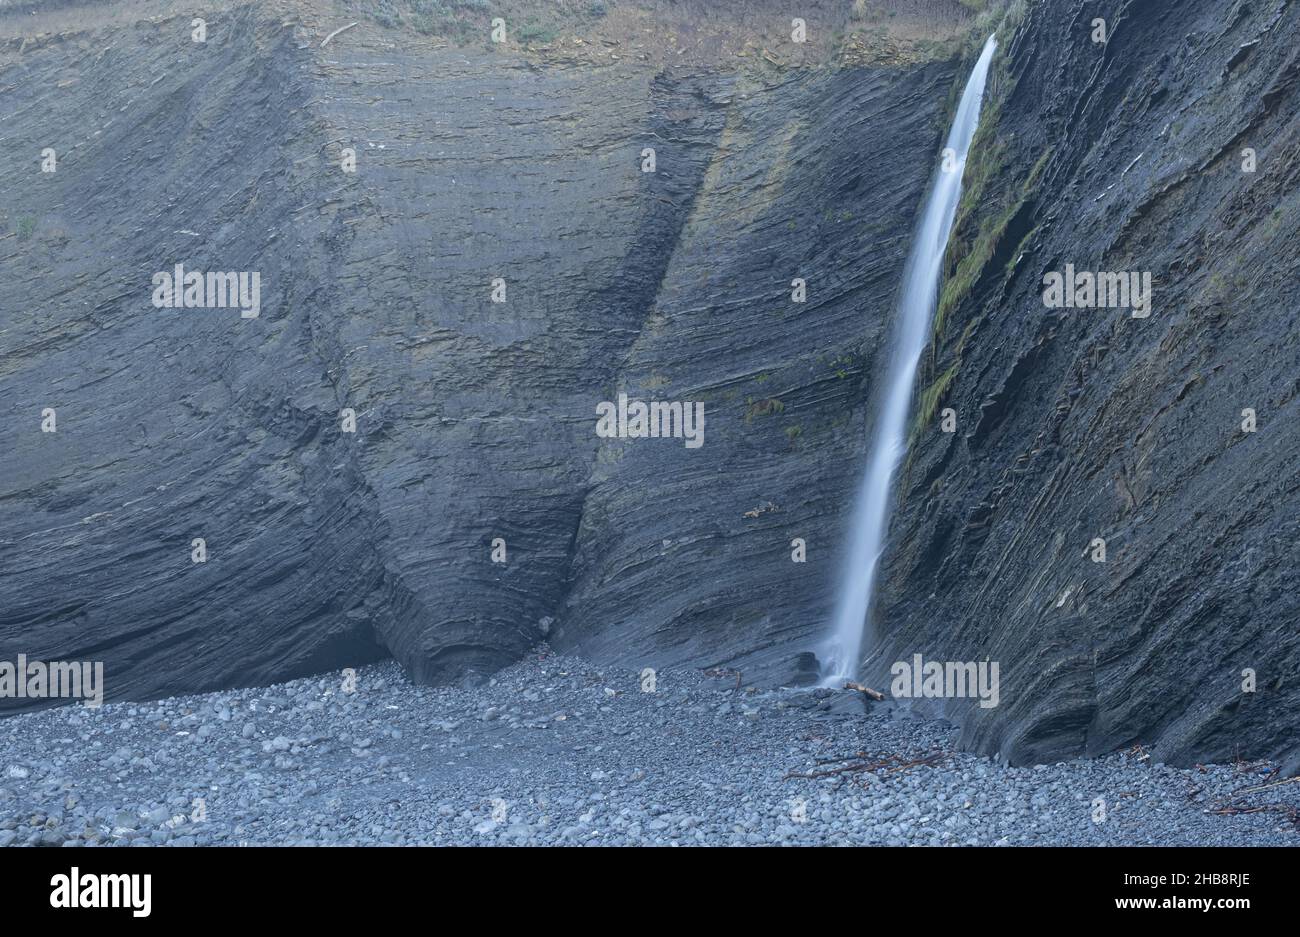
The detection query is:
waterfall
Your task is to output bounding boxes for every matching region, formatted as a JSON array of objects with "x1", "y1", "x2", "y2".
[{"x1": 817, "y1": 35, "x2": 998, "y2": 686}]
